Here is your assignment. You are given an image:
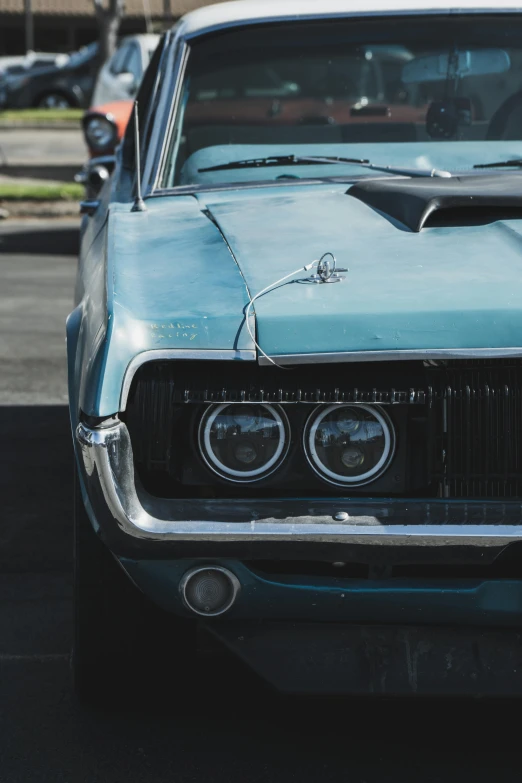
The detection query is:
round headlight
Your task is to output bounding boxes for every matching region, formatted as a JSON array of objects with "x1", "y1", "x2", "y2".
[
  {"x1": 84, "y1": 115, "x2": 117, "y2": 152},
  {"x1": 199, "y1": 403, "x2": 289, "y2": 482},
  {"x1": 304, "y1": 404, "x2": 394, "y2": 487}
]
